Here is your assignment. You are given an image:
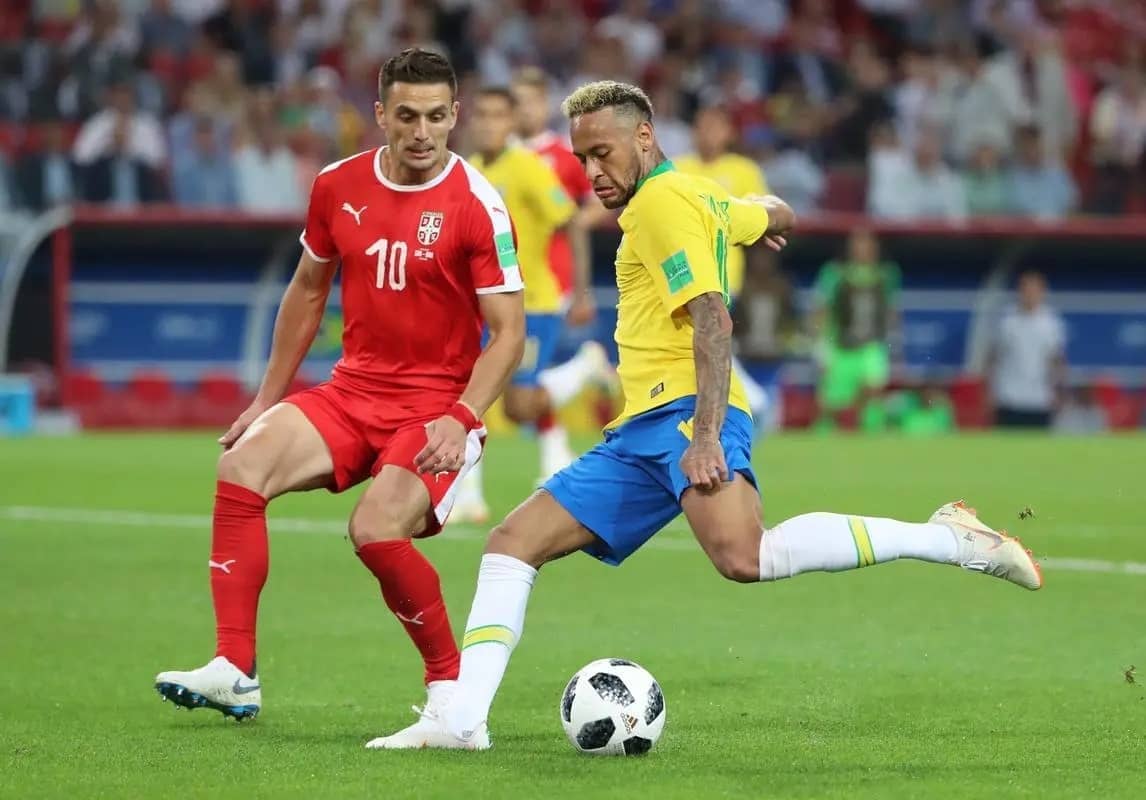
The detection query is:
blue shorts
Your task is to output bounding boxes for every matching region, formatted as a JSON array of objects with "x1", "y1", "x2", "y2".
[
  {"x1": 543, "y1": 396, "x2": 757, "y2": 565},
  {"x1": 511, "y1": 313, "x2": 562, "y2": 388}
]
